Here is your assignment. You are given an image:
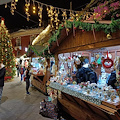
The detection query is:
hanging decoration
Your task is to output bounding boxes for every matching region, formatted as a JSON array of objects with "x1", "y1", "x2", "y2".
[
  {"x1": 102, "y1": 51, "x2": 113, "y2": 68},
  {"x1": 107, "y1": 33, "x2": 112, "y2": 39},
  {"x1": 47, "y1": 6, "x2": 55, "y2": 28},
  {"x1": 38, "y1": 3, "x2": 43, "y2": 26},
  {"x1": 54, "y1": 9, "x2": 60, "y2": 29},
  {"x1": 10, "y1": 0, "x2": 18, "y2": 15},
  {"x1": 32, "y1": 0, "x2": 36, "y2": 14},
  {"x1": 25, "y1": 0, "x2": 30, "y2": 21}
]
